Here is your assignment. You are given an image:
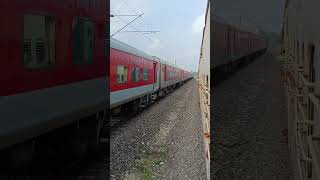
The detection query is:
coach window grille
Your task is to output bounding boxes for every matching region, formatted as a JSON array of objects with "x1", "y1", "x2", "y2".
[
  {"x1": 133, "y1": 67, "x2": 140, "y2": 82},
  {"x1": 143, "y1": 68, "x2": 148, "y2": 81},
  {"x1": 117, "y1": 66, "x2": 128, "y2": 83},
  {"x1": 23, "y1": 14, "x2": 55, "y2": 69},
  {"x1": 73, "y1": 18, "x2": 95, "y2": 65}
]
